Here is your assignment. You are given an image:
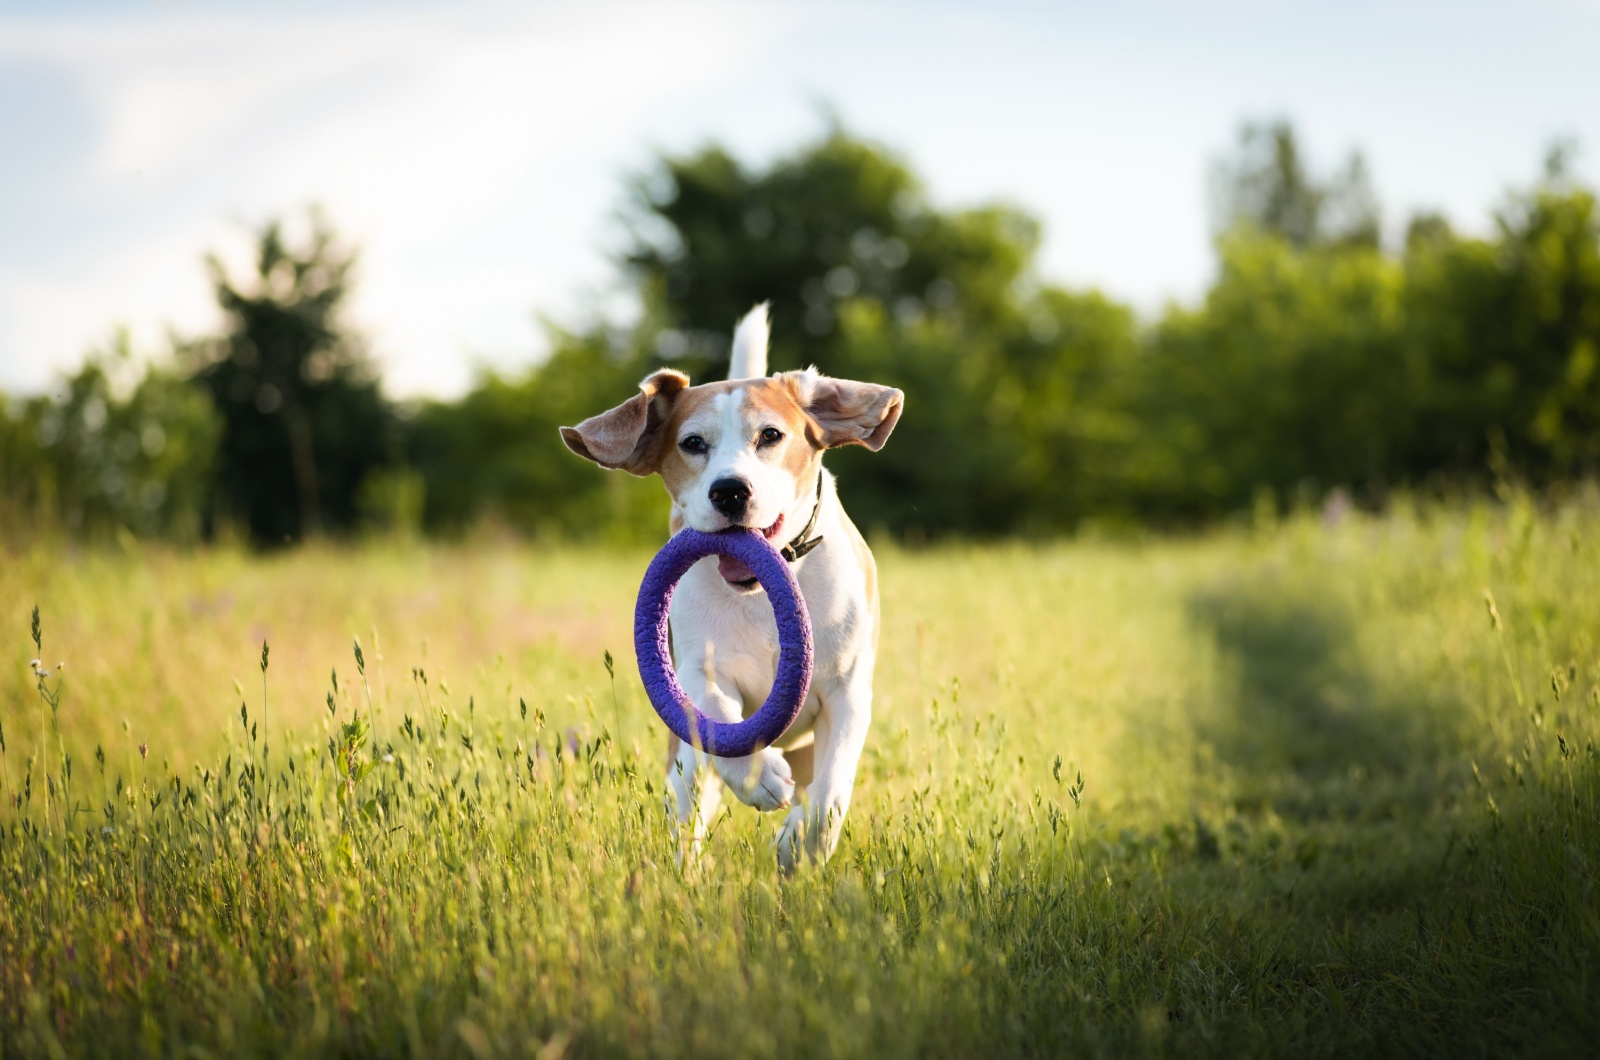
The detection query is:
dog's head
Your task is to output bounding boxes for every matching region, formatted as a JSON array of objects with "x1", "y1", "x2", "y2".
[{"x1": 561, "y1": 366, "x2": 902, "y2": 575}]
